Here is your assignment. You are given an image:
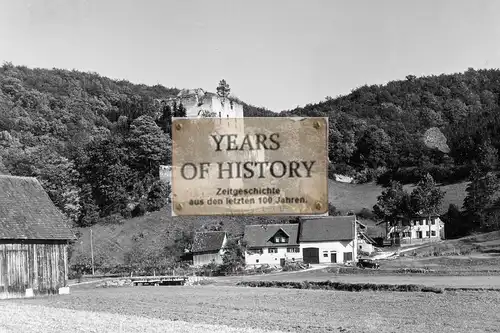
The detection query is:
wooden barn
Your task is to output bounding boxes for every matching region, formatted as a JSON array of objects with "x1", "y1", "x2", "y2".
[
  {"x1": 191, "y1": 231, "x2": 228, "y2": 266},
  {"x1": 0, "y1": 175, "x2": 76, "y2": 299}
]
